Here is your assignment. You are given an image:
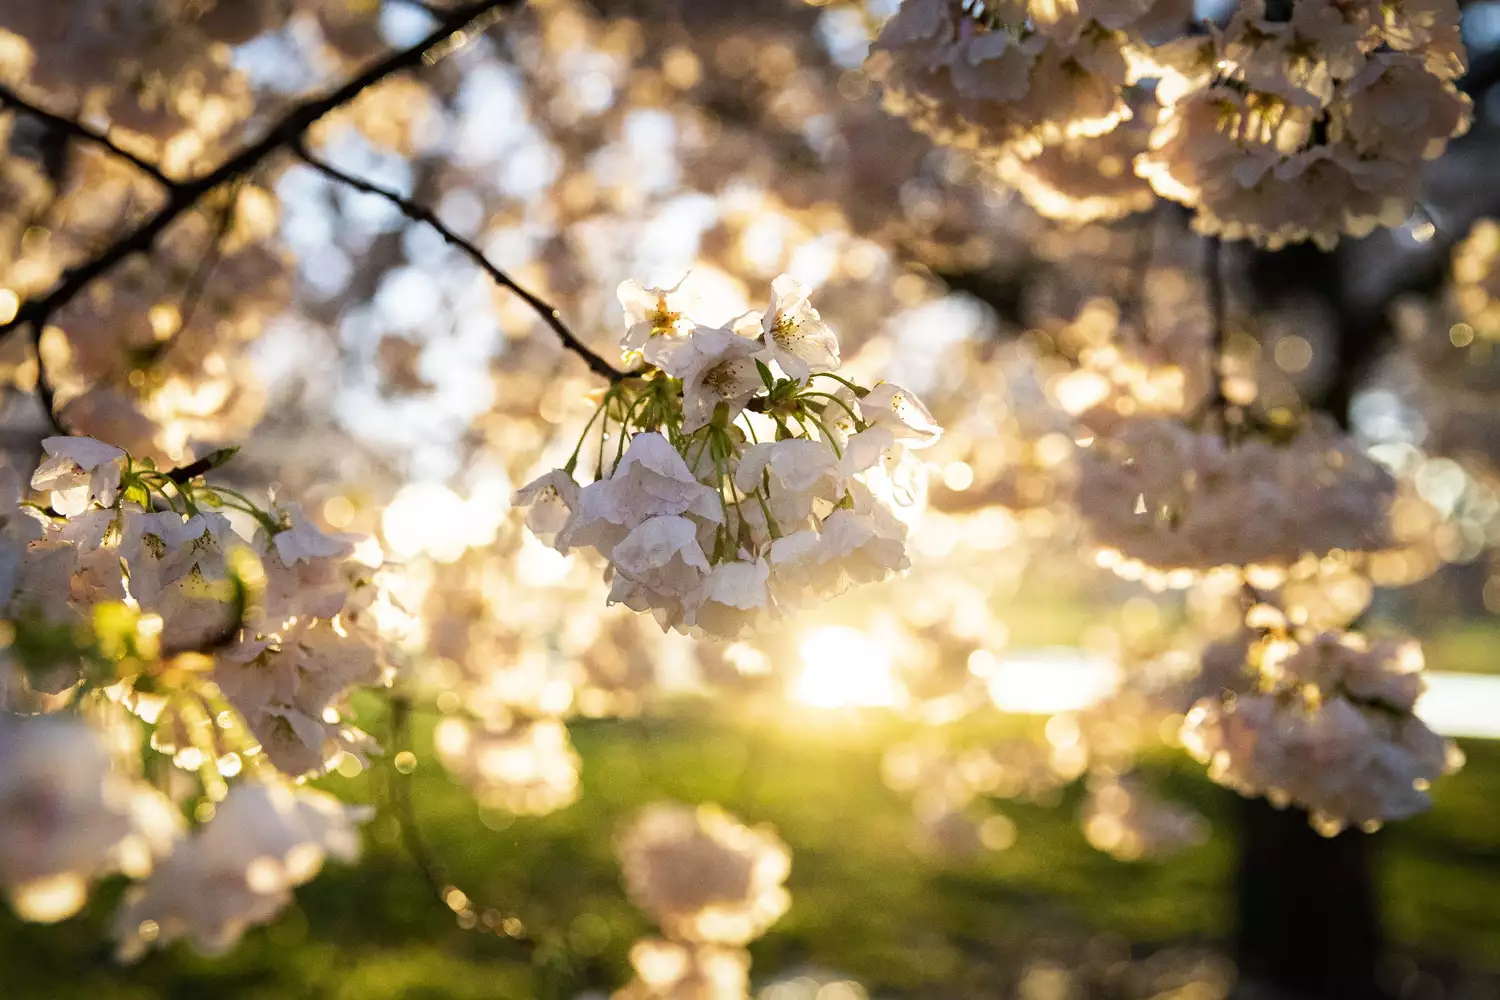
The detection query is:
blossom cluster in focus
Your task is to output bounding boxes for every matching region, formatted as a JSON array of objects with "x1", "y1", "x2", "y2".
[{"x1": 514, "y1": 276, "x2": 941, "y2": 640}]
